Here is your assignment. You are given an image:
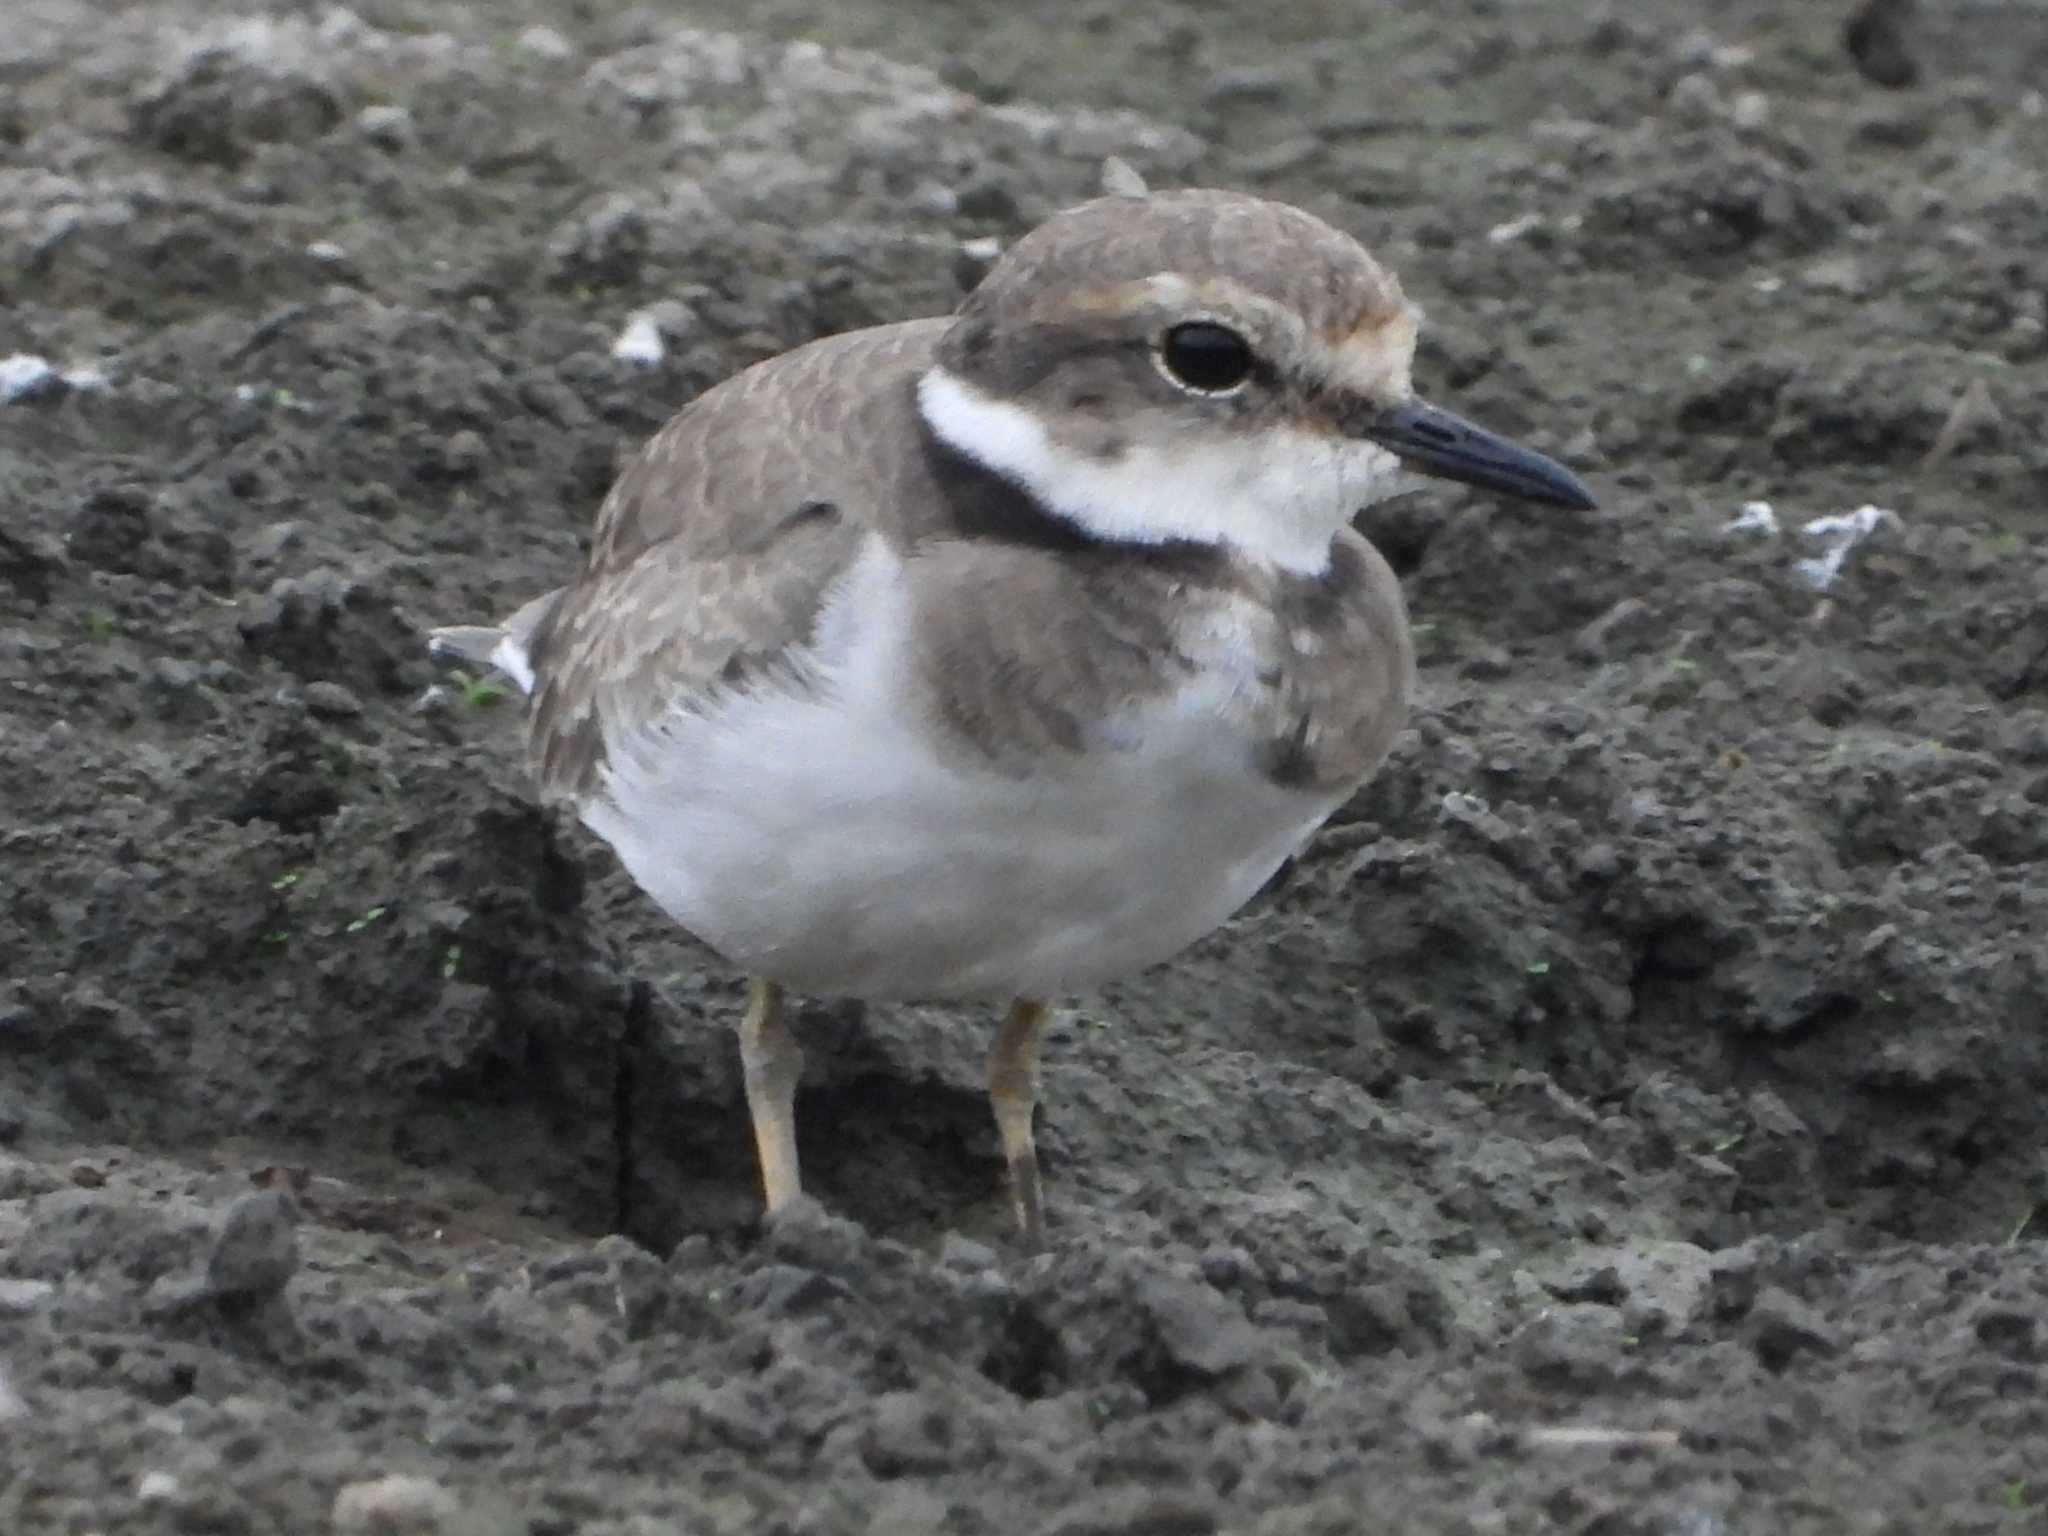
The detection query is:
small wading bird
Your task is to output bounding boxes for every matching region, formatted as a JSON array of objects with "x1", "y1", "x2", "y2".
[{"x1": 432, "y1": 170, "x2": 1593, "y2": 1247}]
